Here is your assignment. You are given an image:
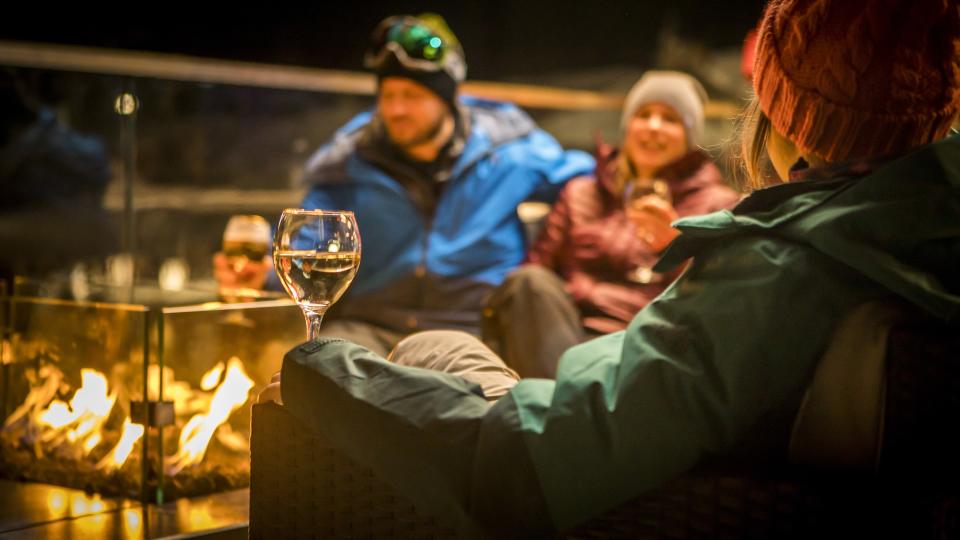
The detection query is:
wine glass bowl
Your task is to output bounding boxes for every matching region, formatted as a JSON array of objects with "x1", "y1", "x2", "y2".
[
  {"x1": 624, "y1": 179, "x2": 671, "y2": 213},
  {"x1": 273, "y1": 209, "x2": 361, "y2": 341}
]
